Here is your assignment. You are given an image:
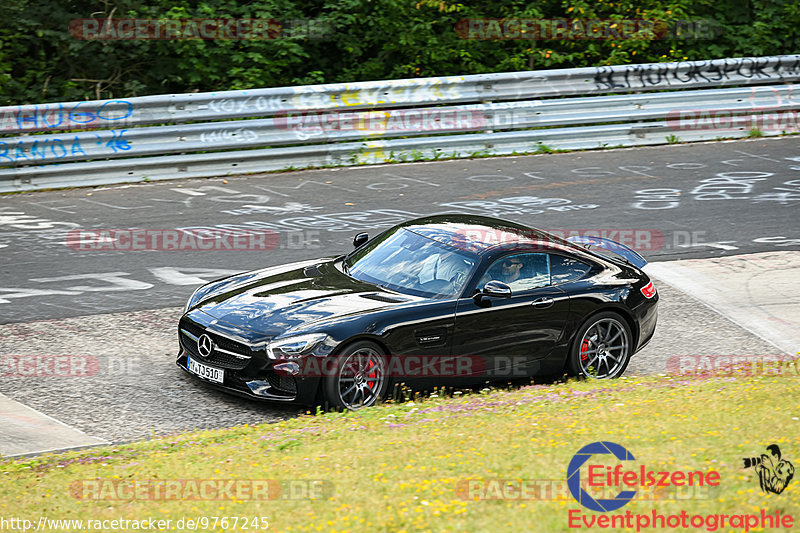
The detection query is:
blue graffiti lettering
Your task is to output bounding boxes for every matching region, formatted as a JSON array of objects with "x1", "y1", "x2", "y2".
[
  {"x1": 69, "y1": 101, "x2": 95, "y2": 124},
  {"x1": 31, "y1": 140, "x2": 47, "y2": 161},
  {"x1": 71, "y1": 136, "x2": 87, "y2": 157},
  {"x1": 0, "y1": 142, "x2": 10, "y2": 162},
  {"x1": 16, "y1": 109, "x2": 39, "y2": 129},
  {"x1": 106, "y1": 129, "x2": 131, "y2": 152},
  {"x1": 49, "y1": 139, "x2": 67, "y2": 159},
  {"x1": 97, "y1": 100, "x2": 134, "y2": 121},
  {"x1": 3, "y1": 100, "x2": 135, "y2": 133},
  {"x1": 0, "y1": 129, "x2": 132, "y2": 164},
  {"x1": 40, "y1": 104, "x2": 65, "y2": 129}
]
